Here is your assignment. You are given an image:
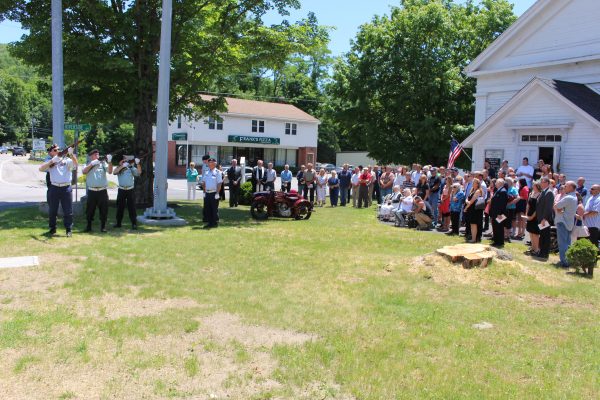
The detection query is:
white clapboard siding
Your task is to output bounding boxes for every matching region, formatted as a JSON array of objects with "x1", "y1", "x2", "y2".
[
  {"x1": 470, "y1": 85, "x2": 600, "y2": 184},
  {"x1": 486, "y1": 91, "x2": 518, "y2": 120},
  {"x1": 479, "y1": 0, "x2": 600, "y2": 72}
]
